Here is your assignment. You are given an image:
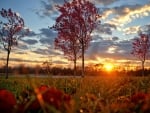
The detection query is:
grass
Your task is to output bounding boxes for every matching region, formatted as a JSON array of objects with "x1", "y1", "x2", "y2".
[{"x1": 0, "y1": 75, "x2": 150, "y2": 113}]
